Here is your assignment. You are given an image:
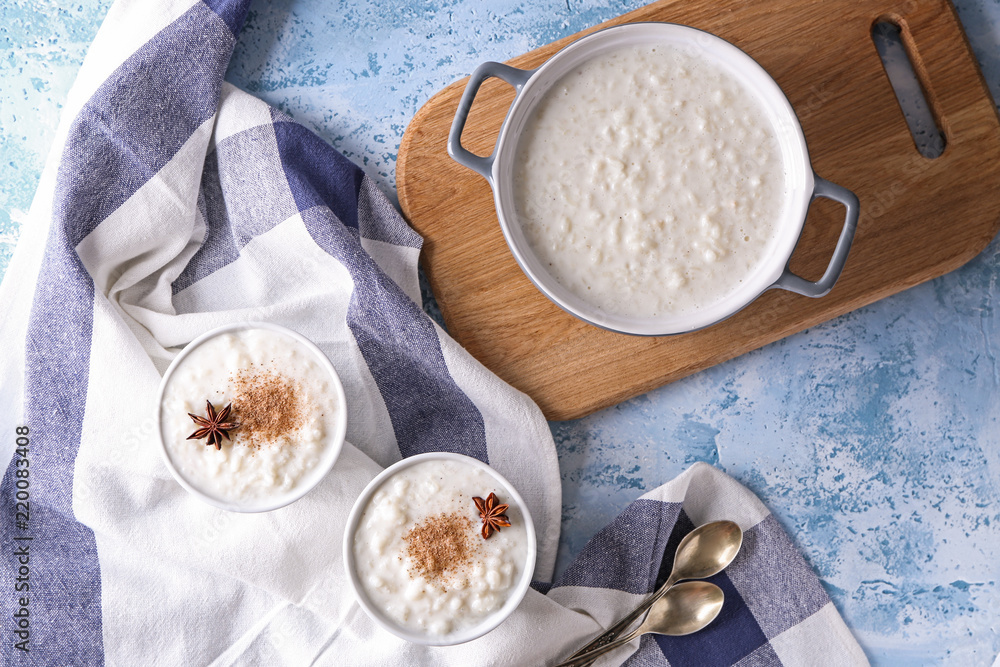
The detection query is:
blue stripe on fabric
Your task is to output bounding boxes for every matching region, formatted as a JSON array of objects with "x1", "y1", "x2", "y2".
[
  {"x1": 177, "y1": 115, "x2": 423, "y2": 294},
  {"x1": 653, "y1": 509, "x2": 695, "y2": 590},
  {"x1": 356, "y1": 177, "x2": 424, "y2": 249},
  {"x1": 271, "y1": 111, "x2": 364, "y2": 231},
  {"x1": 622, "y1": 635, "x2": 667, "y2": 667},
  {"x1": 0, "y1": 248, "x2": 101, "y2": 666},
  {"x1": 56, "y1": 3, "x2": 240, "y2": 242},
  {"x1": 202, "y1": 0, "x2": 250, "y2": 37},
  {"x1": 530, "y1": 580, "x2": 552, "y2": 595},
  {"x1": 298, "y1": 206, "x2": 488, "y2": 461},
  {"x1": 727, "y1": 514, "x2": 830, "y2": 639},
  {"x1": 729, "y1": 642, "x2": 782, "y2": 667},
  {"x1": 554, "y1": 499, "x2": 681, "y2": 594},
  {"x1": 653, "y1": 572, "x2": 769, "y2": 666},
  {"x1": 173, "y1": 152, "x2": 239, "y2": 293},
  {"x1": 0, "y1": 2, "x2": 248, "y2": 663},
  {"x1": 271, "y1": 113, "x2": 423, "y2": 249},
  {"x1": 174, "y1": 121, "x2": 305, "y2": 293}
]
